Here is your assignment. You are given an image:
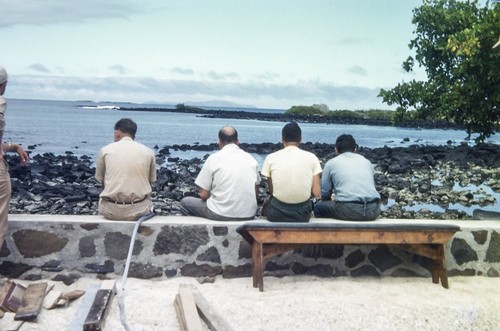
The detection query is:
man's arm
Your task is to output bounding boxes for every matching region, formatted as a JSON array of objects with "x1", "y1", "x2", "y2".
[
  {"x1": 149, "y1": 152, "x2": 157, "y2": 184},
  {"x1": 198, "y1": 187, "x2": 210, "y2": 201},
  {"x1": 265, "y1": 176, "x2": 273, "y2": 195},
  {"x1": 311, "y1": 173, "x2": 321, "y2": 198},
  {"x1": 95, "y1": 150, "x2": 105, "y2": 185},
  {"x1": 254, "y1": 184, "x2": 259, "y2": 200},
  {"x1": 2, "y1": 143, "x2": 29, "y2": 166}
]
